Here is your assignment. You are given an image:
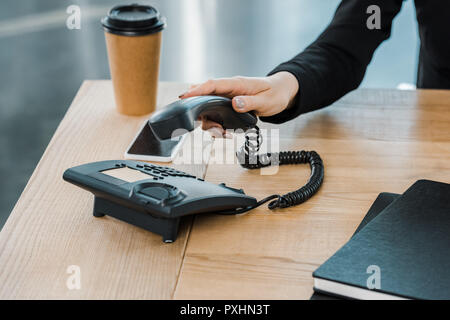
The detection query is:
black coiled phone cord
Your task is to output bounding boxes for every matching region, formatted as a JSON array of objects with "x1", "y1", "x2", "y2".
[{"x1": 221, "y1": 126, "x2": 324, "y2": 215}]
